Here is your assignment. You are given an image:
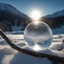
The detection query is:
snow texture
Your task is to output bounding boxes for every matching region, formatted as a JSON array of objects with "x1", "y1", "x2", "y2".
[{"x1": 0, "y1": 32, "x2": 64, "y2": 64}]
